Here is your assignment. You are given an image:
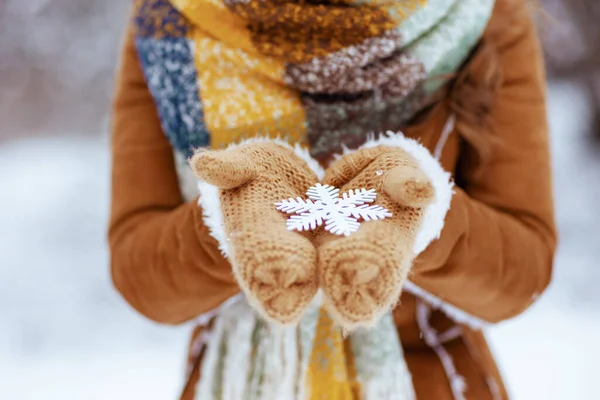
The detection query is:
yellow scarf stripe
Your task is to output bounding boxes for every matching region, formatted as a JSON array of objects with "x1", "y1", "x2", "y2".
[
  {"x1": 170, "y1": 0, "x2": 255, "y2": 54},
  {"x1": 385, "y1": 0, "x2": 428, "y2": 23},
  {"x1": 170, "y1": 0, "x2": 428, "y2": 150},
  {"x1": 305, "y1": 308, "x2": 357, "y2": 400},
  {"x1": 191, "y1": 28, "x2": 306, "y2": 149},
  {"x1": 171, "y1": 0, "x2": 306, "y2": 148}
]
